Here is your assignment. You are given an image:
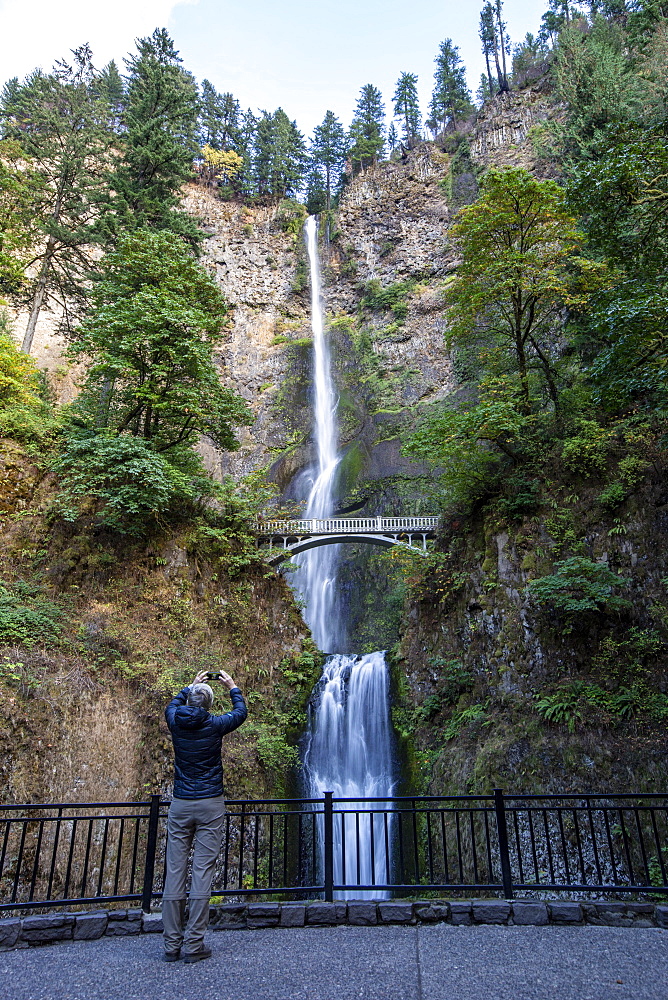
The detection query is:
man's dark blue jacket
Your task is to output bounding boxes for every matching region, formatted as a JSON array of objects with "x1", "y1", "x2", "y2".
[{"x1": 165, "y1": 687, "x2": 248, "y2": 799}]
